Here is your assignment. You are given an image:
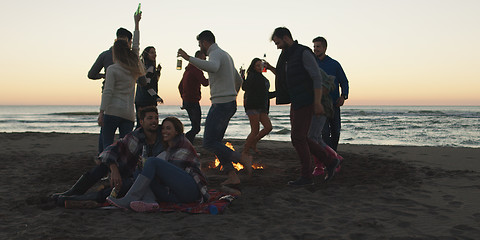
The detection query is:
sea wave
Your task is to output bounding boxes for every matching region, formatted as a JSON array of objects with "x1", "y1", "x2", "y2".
[
  {"x1": 49, "y1": 112, "x2": 98, "y2": 116},
  {"x1": 272, "y1": 128, "x2": 290, "y2": 135},
  {"x1": 407, "y1": 110, "x2": 447, "y2": 116},
  {"x1": 6, "y1": 119, "x2": 95, "y2": 124},
  {"x1": 1, "y1": 105, "x2": 479, "y2": 148}
]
